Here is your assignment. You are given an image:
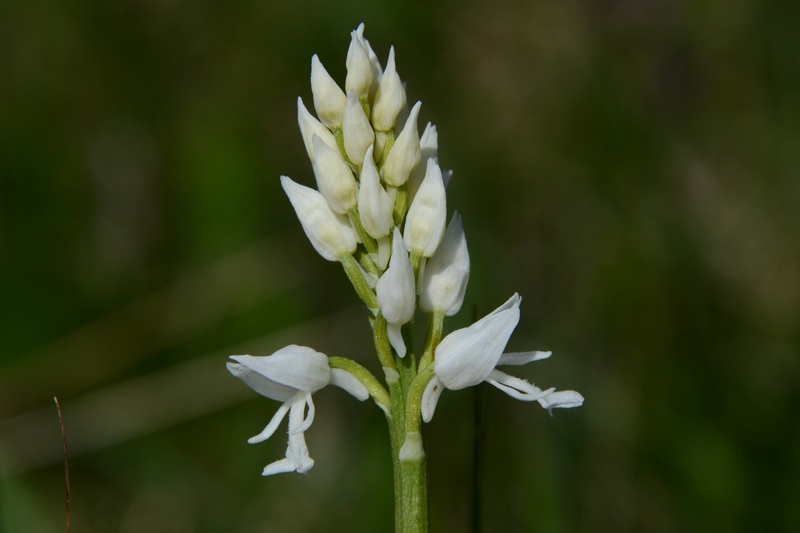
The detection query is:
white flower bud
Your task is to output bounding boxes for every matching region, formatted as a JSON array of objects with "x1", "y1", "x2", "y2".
[
  {"x1": 419, "y1": 213, "x2": 469, "y2": 316},
  {"x1": 408, "y1": 122, "x2": 438, "y2": 202},
  {"x1": 403, "y1": 158, "x2": 446, "y2": 258},
  {"x1": 312, "y1": 135, "x2": 358, "y2": 214},
  {"x1": 343, "y1": 89, "x2": 374, "y2": 166},
  {"x1": 280, "y1": 176, "x2": 357, "y2": 261},
  {"x1": 362, "y1": 32, "x2": 384, "y2": 100},
  {"x1": 345, "y1": 24, "x2": 373, "y2": 100},
  {"x1": 376, "y1": 228, "x2": 416, "y2": 357},
  {"x1": 382, "y1": 101, "x2": 421, "y2": 187},
  {"x1": 310, "y1": 55, "x2": 347, "y2": 129},
  {"x1": 372, "y1": 47, "x2": 407, "y2": 132},
  {"x1": 358, "y1": 144, "x2": 394, "y2": 239},
  {"x1": 297, "y1": 97, "x2": 338, "y2": 164}
]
